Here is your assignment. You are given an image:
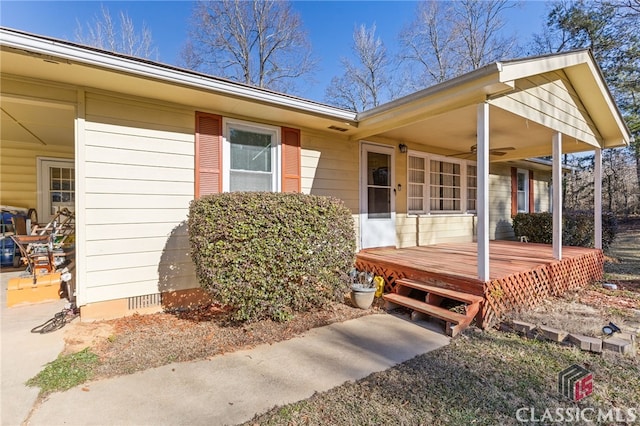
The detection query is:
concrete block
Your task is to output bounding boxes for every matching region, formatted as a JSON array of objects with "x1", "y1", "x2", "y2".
[
  {"x1": 511, "y1": 320, "x2": 536, "y2": 334},
  {"x1": 411, "y1": 311, "x2": 429, "y2": 322},
  {"x1": 568, "y1": 334, "x2": 602, "y2": 353},
  {"x1": 617, "y1": 332, "x2": 636, "y2": 342},
  {"x1": 538, "y1": 325, "x2": 568, "y2": 342},
  {"x1": 603, "y1": 337, "x2": 633, "y2": 354}
]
